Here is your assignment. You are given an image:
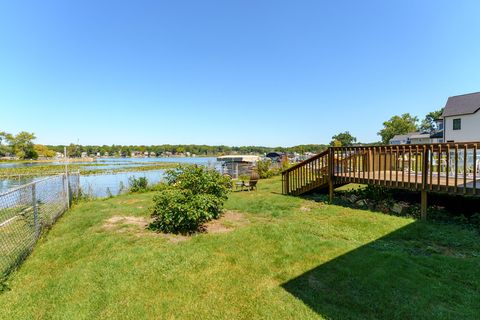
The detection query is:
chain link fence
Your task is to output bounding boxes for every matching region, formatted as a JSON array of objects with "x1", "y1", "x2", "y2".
[{"x1": 0, "y1": 172, "x2": 80, "y2": 278}]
